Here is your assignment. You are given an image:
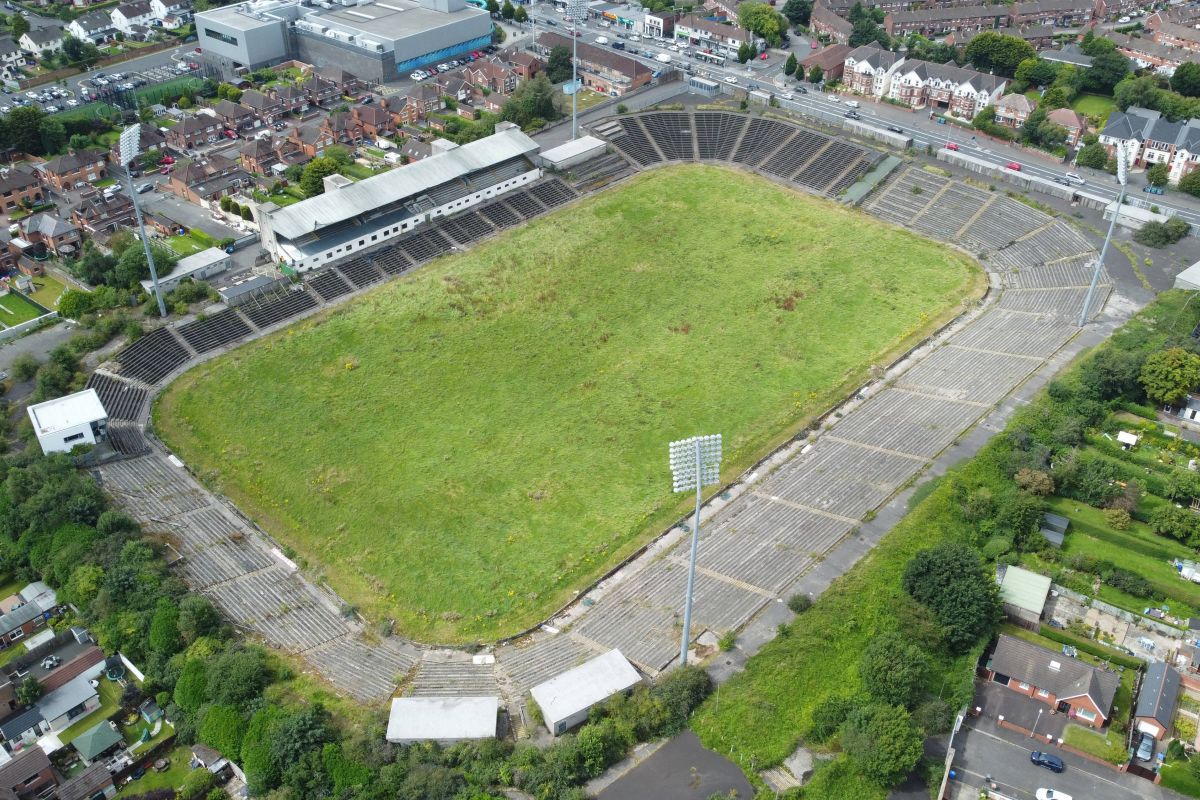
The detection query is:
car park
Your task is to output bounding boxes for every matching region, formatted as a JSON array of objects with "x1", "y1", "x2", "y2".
[
  {"x1": 1030, "y1": 751, "x2": 1064, "y2": 773},
  {"x1": 1006, "y1": 161, "x2": 1021, "y2": 171}
]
